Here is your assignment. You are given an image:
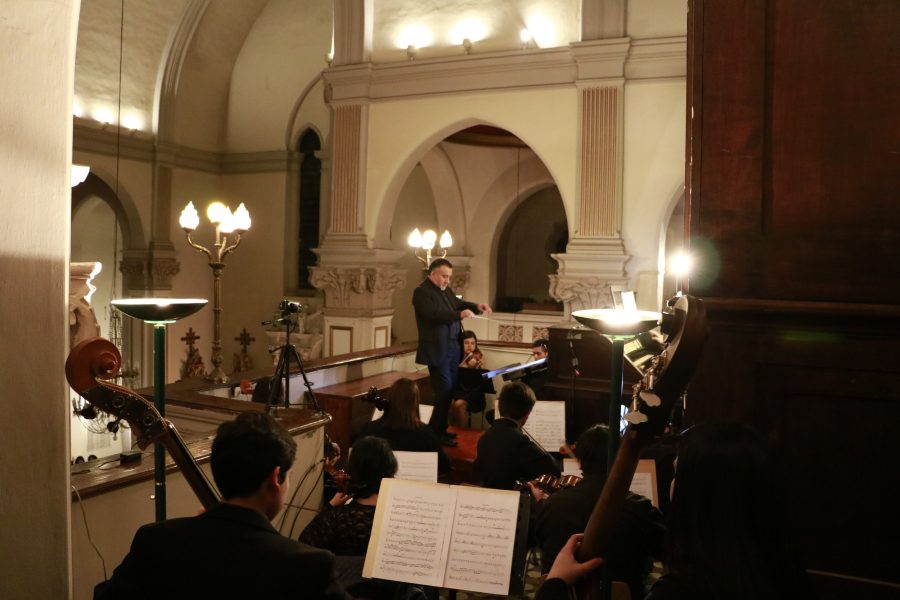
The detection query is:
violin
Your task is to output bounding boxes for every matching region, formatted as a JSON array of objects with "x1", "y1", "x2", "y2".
[
  {"x1": 363, "y1": 386, "x2": 388, "y2": 411},
  {"x1": 323, "y1": 434, "x2": 350, "y2": 494},
  {"x1": 520, "y1": 473, "x2": 583, "y2": 495}
]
